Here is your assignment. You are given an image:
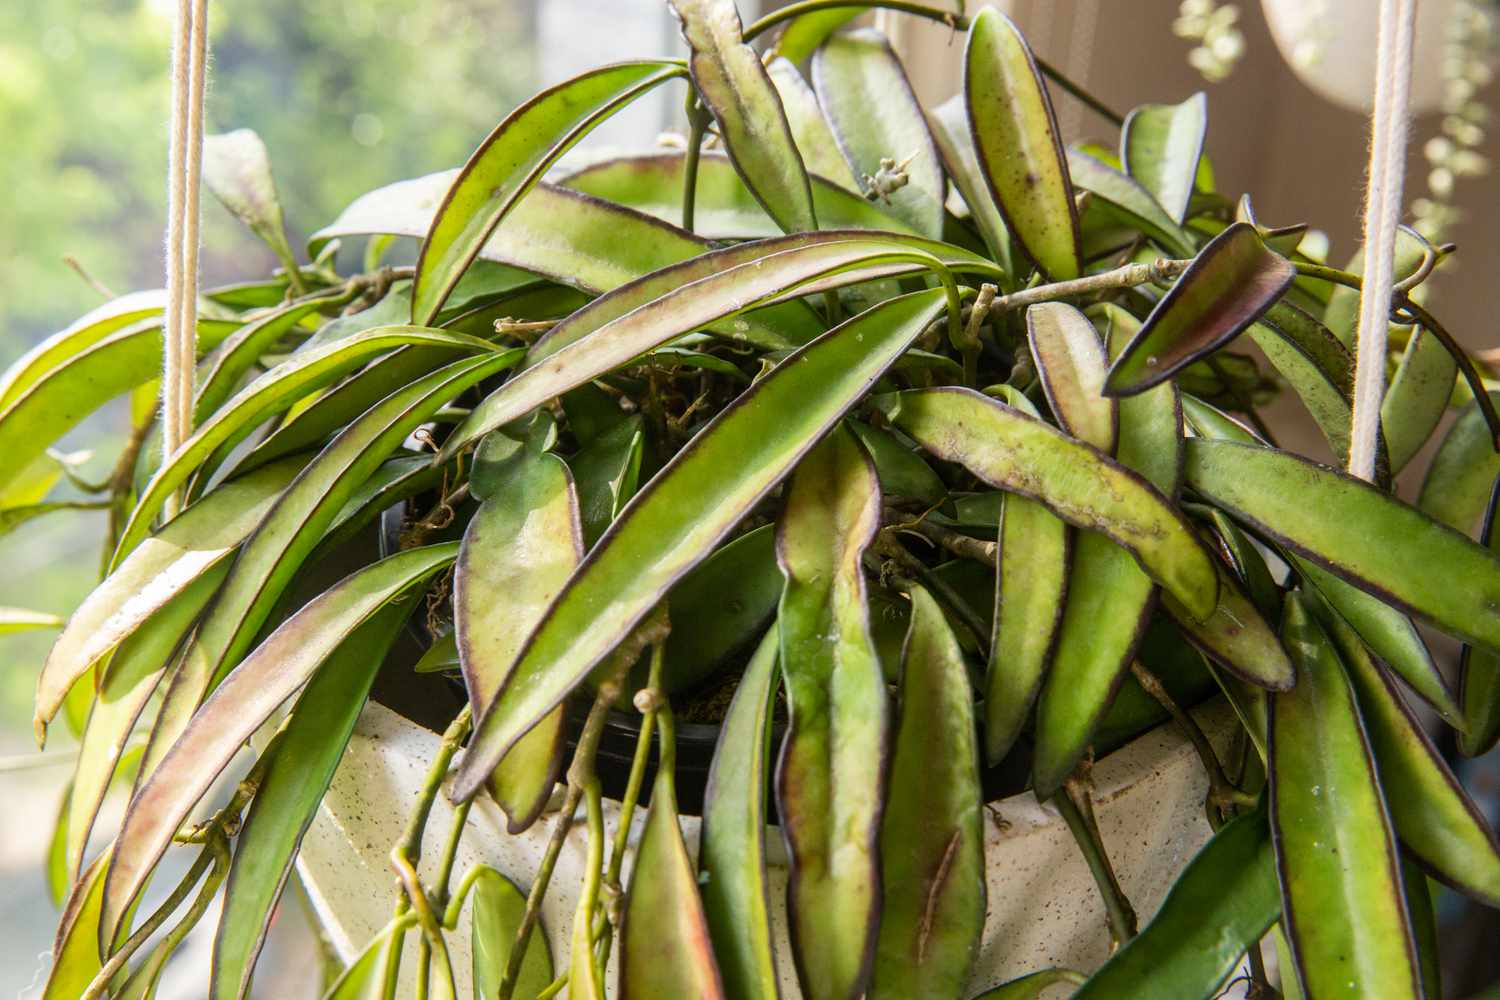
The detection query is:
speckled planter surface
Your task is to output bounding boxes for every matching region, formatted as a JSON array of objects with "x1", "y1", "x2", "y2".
[{"x1": 297, "y1": 700, "x2": 1234, "y2": 998}]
